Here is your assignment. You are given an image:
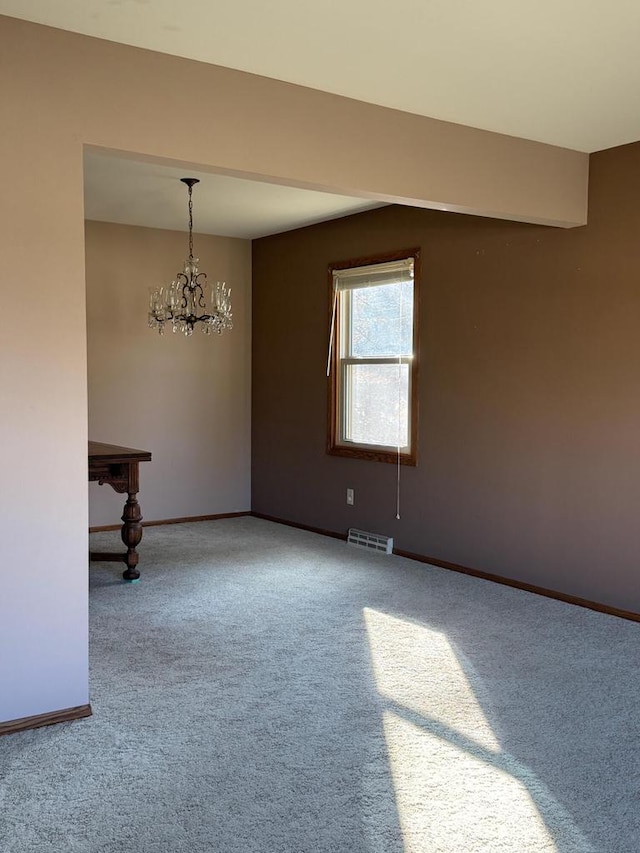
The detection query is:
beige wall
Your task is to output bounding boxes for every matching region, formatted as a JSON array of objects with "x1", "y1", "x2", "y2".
[
  {"x1": 86, "y1": 221, "x2": 251, "y2": 528},
  {"x1": 4, "y1": 17, "x2": 587, "y2": 228},
  {"x1": 0, "y1": 14, "x2": 588, "y2": 725}
]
